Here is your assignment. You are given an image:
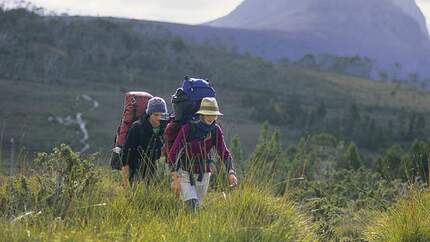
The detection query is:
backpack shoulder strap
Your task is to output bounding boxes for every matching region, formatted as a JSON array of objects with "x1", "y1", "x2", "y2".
[
  {"x1": 211, "y1": 126, "x2": 217, "y2": 146},
  {"x1": 131, "y1": 96, "x2": 137, "y2": 122},
  {"x1": 186, "y1": 122, "x2": 196, "y2": 142}
]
